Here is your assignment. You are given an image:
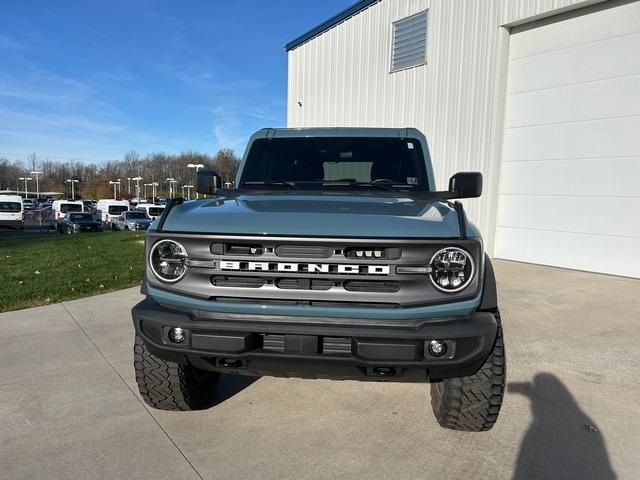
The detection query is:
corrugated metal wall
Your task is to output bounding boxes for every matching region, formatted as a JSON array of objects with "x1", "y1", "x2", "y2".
[{"x1": 287, "y1": 0, "x2": 598, "y2": 253}]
